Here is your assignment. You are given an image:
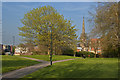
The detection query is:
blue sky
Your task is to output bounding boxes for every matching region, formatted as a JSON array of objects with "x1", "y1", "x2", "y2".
[
  {"x1": 2, "y1": 0, "x2": 120, "y2": 2},
  {"x1": 2, "y1": 2, "x2": 97, "y2": 45}
]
